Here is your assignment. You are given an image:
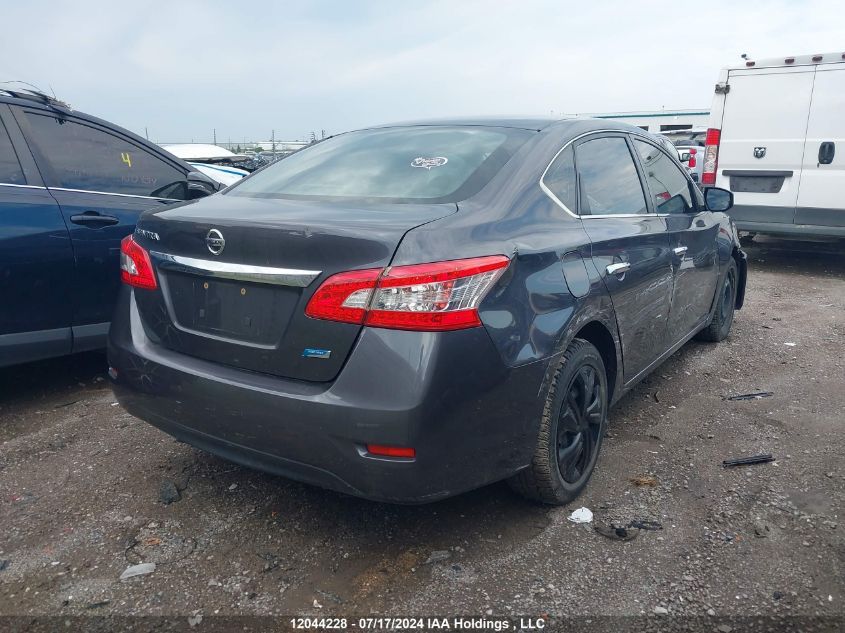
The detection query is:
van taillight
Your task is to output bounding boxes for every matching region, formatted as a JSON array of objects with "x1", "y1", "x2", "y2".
[
  {"x1": 688, "y1": 148, "x2": 697, "y2": 168},
  {"x1": 702, "y1": 128, "x2": 721, "y2": 186},
  {"x1": 120, "y1": 235, "x2": 157, "y2": 290},
  {"x1": 305, "y1": 256, "x2": 510, "y2": 331}
]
